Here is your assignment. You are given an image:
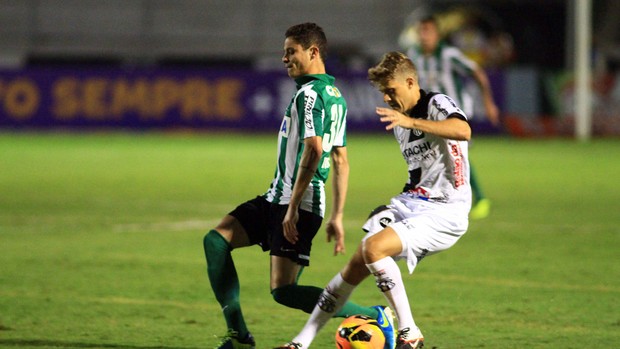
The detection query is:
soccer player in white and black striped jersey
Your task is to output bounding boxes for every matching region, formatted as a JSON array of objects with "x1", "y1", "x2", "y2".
[
  {"x1": 408, "y1": 15, "x2": 499, "y2": 220},
  {"x1": 275, "y1": 52, "x2": 472, "y2": 349}
]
